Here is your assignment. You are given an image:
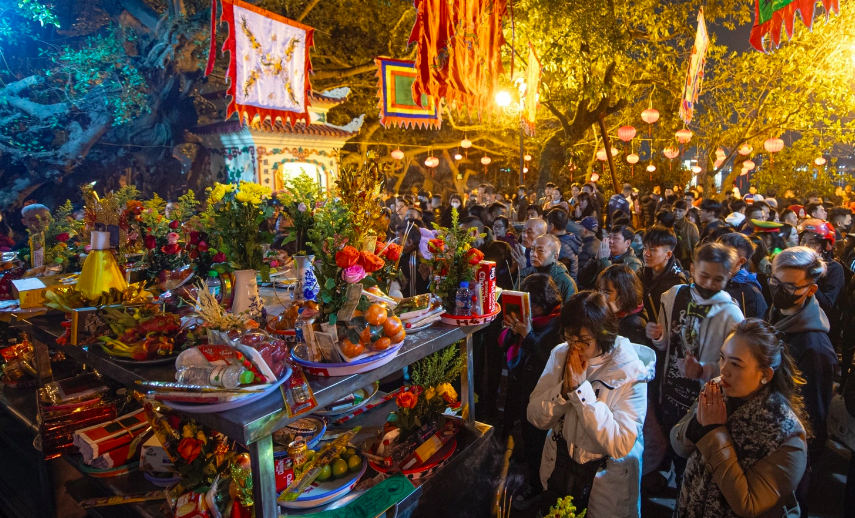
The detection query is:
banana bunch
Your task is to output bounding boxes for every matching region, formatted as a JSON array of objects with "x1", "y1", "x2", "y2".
[{"x1": 99, "y1": 337, "x2": 149, "y2": 361}]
